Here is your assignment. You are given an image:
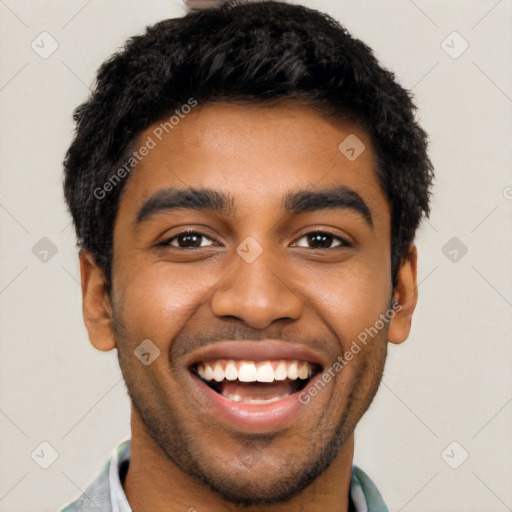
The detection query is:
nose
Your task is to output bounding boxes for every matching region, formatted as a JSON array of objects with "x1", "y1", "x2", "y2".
[{"x1": 210, "y1": 247, "x2": 304, "y2": 330}]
